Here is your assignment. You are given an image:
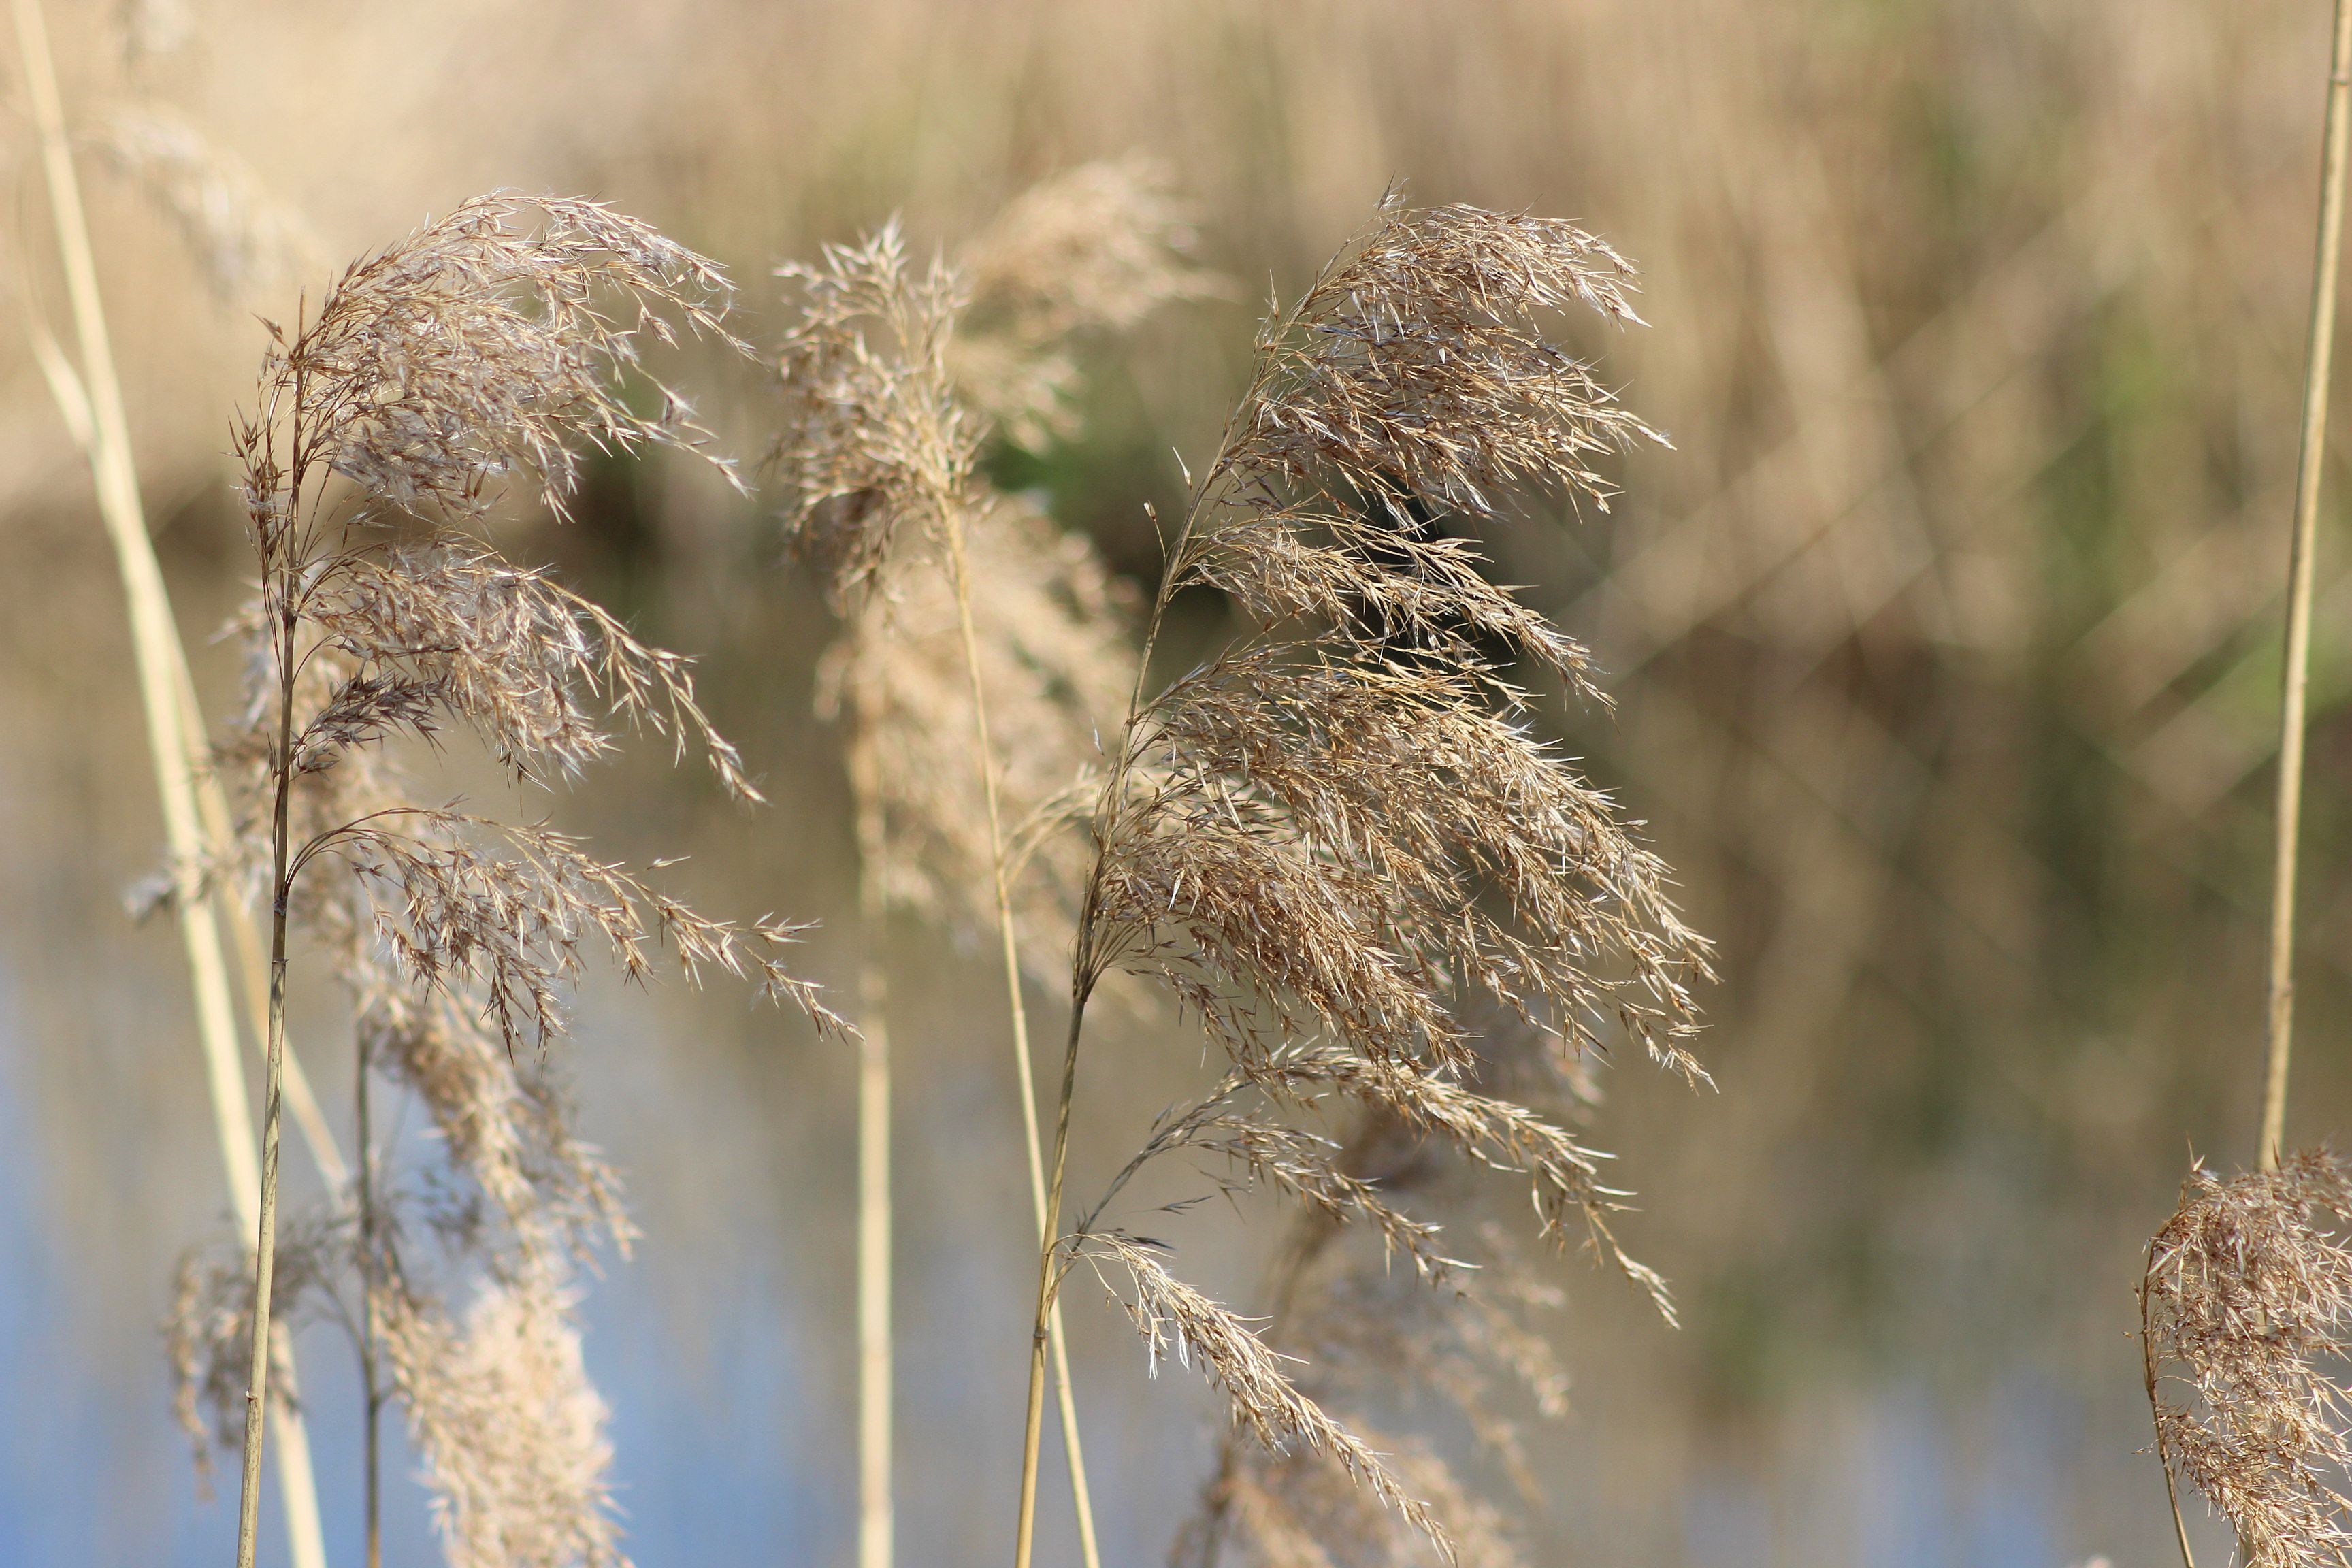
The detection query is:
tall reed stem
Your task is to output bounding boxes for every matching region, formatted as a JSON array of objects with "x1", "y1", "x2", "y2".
[
  {"x1": 236, "y1": 369, "x2": 307, "y2": 1568},
  {"x1": 939, "y1": 510, "x2": 1101, "y2": 1568},
  {"x1": 357, "y1": 1033, "x2": 382, "y2": 1568},
  {"x1": 1013, "y1": 473, "x2": 1215, "y2": 1568},
  {"x1": 851, "y1": 678, "x2": 894, "y2": 1568},
  {"x1": 2260, "y1": 0, "x2": 2352, "y2": 1174},
  {"x1": 1013, "y1": 976, "x2": 1094, "y2": 1568},
  {"x1": 7, "y1": 6, "x2": 328, "y2": 1565}
]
